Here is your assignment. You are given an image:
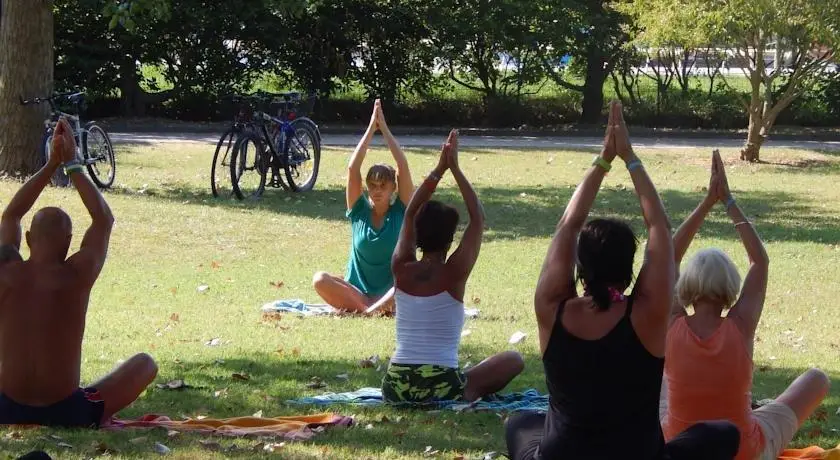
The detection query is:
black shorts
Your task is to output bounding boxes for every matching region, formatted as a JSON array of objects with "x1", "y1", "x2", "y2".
[{"x1": 0, "y1": 388, "x2": 105, "y2": 428}]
